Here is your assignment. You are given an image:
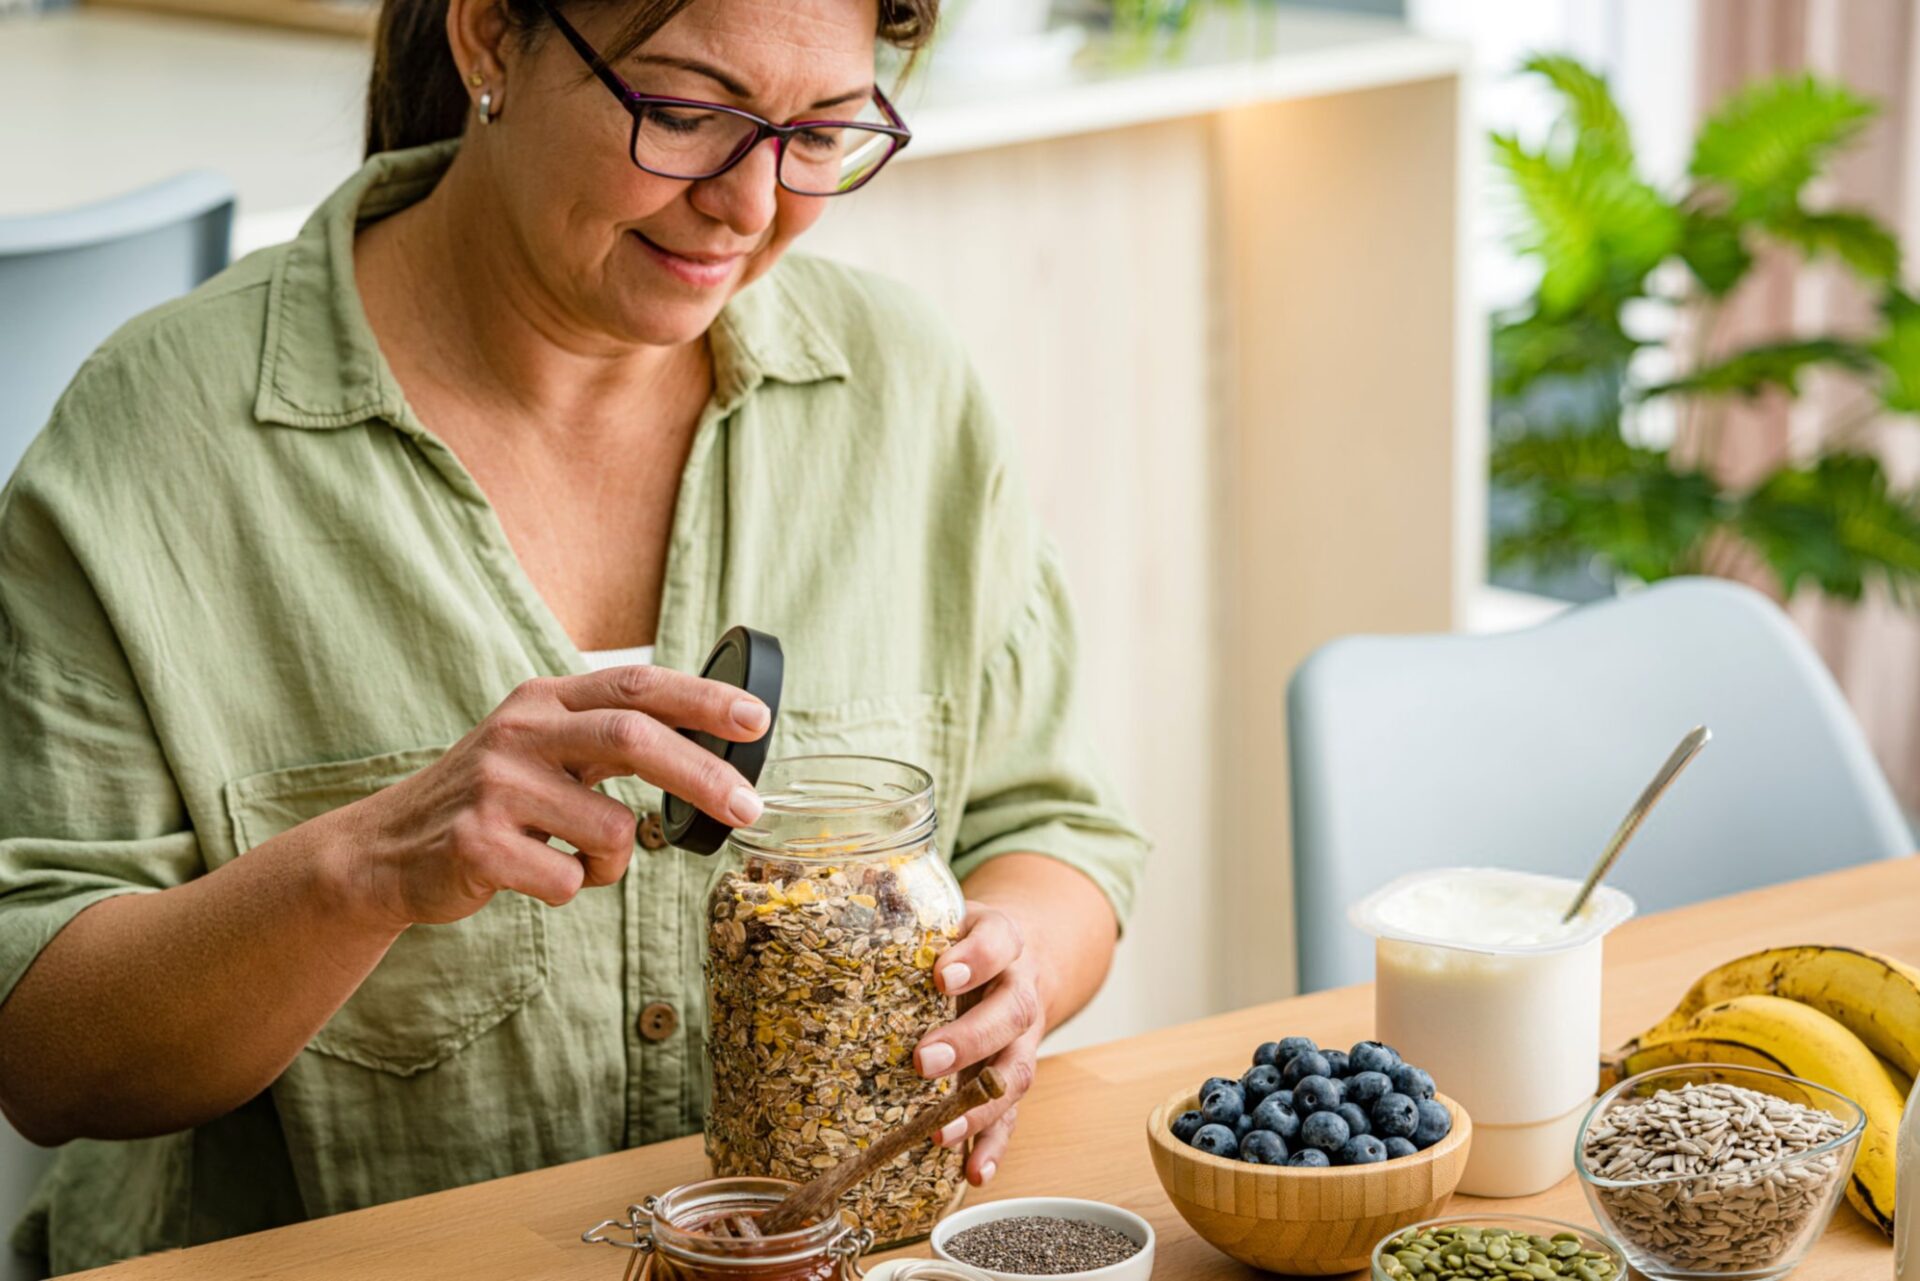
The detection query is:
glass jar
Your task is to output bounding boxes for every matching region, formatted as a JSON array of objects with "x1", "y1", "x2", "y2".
[
  {"x1": 581, "y1": 1176, "x2": 873, "y2": 1281},
  {"x1": 703, "y1": 756, "x2": 967, "y2": 1248}
]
